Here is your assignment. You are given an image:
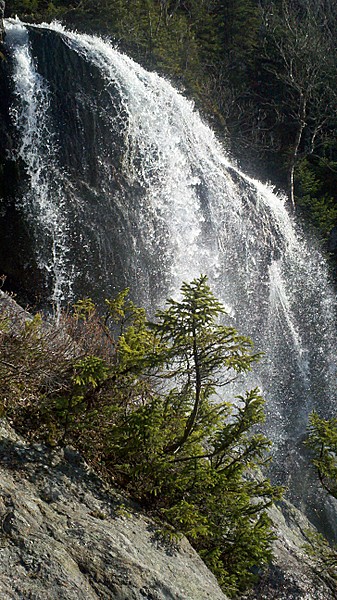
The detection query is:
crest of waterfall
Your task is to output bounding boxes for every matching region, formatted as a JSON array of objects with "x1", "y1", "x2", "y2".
[{"x1": 2, "y1": 19, "x2": 336, "y2": 520}]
